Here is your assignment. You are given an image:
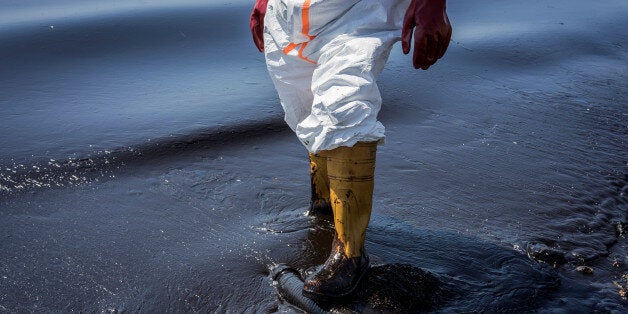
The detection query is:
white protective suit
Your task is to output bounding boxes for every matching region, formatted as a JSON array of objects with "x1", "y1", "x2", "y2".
[{"x1": 264, "y1": 0, "x2": 411, "y2": 153}]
